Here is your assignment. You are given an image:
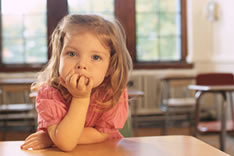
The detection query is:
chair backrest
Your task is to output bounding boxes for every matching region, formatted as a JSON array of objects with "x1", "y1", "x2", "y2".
[
  {"x1": 196, "y1": 73, "x2": 234, "y2": 86},
  {"x1": 160, "y1": 74, "x2": 195, "y2": 100},
  {"x1": 0, "y1": 85, "x2": 31, "y2": 104}
]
